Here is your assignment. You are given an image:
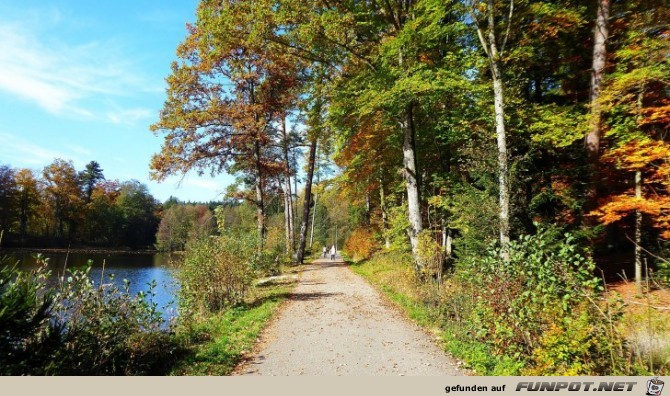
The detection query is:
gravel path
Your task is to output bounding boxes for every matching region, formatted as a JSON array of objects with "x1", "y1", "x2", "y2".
[{"x1": 235, "y1": 256, "x2": 463, "y2": 376}]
